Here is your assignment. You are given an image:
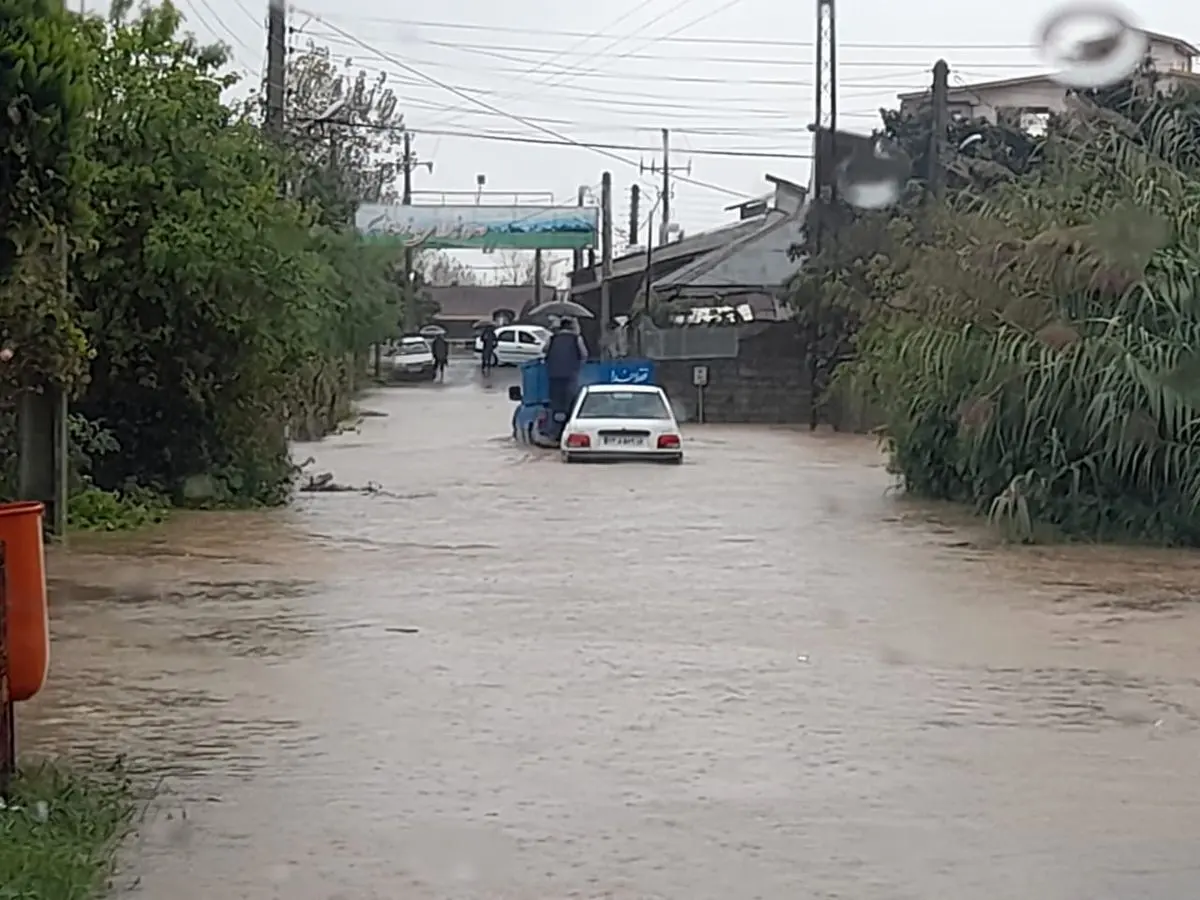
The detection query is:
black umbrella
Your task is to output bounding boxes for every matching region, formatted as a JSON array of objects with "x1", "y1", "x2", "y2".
[{"x1": 526, "y1": 299, "x2": 595, "y2": 320}]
